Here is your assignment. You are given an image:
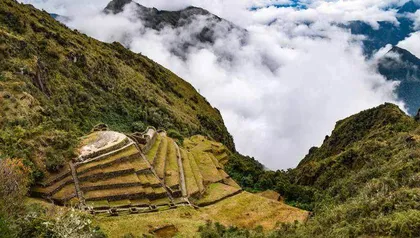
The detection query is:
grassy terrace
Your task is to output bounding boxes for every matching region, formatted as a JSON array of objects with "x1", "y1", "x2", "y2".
[
  {"x1": 208, "y1": 153, "x2": 222, "y2": 169},
  {"x1": 164, "y1": 138, "x2": 180, "y2": 189},
  {"x1": 145, "y1": 134, "x2": 162, "y2": 164},
  {"x1": 151, "y1": 197, "x2": 171, "y2": 206},
  {"x1": 78, "y1": 161, "x2": 135, "y2": 181},
  {"x1": 79, "y1": 173, "x2": 141, "y2": 190},
  {"x1": 32, "y1": 175, "x2": 74, "y2": 195},
  {"x1": 130, "y1": 156, "x2": 150, "y2": 172},
  {"x1": 130, "y1": 198, "x2": 150, "y2": 207},
  {"x1": 76, "y1": 144, "x2": 139, "y2": 174},
  {"x1": 187, "y1": 152, "x2": 205, "y2": 193},
  {"x1": 153, "y1": 136, "x2": 168, "y2": 179},
  {"x1": 95, "y1": 193, "x2": 309, "y2": 237},
  {"x1": 109, "y1": 199, "x2": 132, "y2": 208},
  {"x1": 145, "y1": 172, "x2": 162, "y2": 187},
  {"x1": 202, "y1": 192, "x2": 309, "y2": 230},
  {"x1": 224, "y1": 177, "x2": 241, "y2": 189},
  {"x1": 84, "y1": 186, "x2": 145, "y2": 201},
  {"x1": 195, "y1": 183, "x2": 241, "y2": 206},
  {"x1": 40, "y1": 164, "x2": 71, "y2": 186},
  {"x1": 181, "y1": 149, "x2": 200, "y2": 196},
  {"x1": 86, "y1": 200, "x2": 110, "y2": 209},
  {"x1": 52, "y1": 184, "x2": 76, "y2": 201},
  {"x1": 137, "y1": 172, "x2": 151, "y2": 185},
  {"x1": 192, "y1": 152, "x2": 223, "y2": 184}
]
